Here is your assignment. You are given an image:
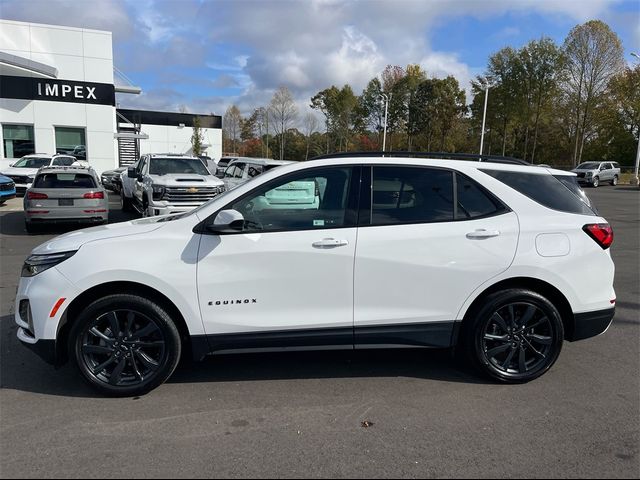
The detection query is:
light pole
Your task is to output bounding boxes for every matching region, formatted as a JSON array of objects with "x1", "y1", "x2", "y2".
[
  {"x1": 479, "y1": 80, "x2": 491, "y2": 158},
  {"x1": 379, "y1": 93, "x2": 390, "y2": 152},
  {"x1": 631, "y1": 53, "x2": 640, "y2": 185}
]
